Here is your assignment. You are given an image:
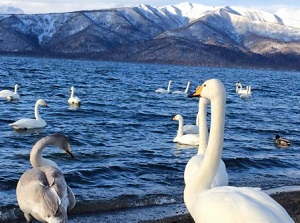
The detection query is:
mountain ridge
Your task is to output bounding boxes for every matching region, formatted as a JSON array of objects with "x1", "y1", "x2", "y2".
[{"x1": 0, "y1": 3, "x2": 299, "y2": 70}]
